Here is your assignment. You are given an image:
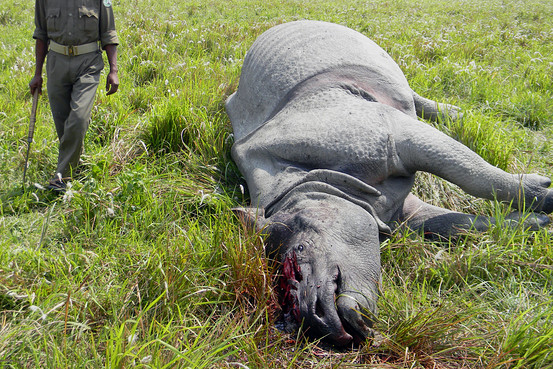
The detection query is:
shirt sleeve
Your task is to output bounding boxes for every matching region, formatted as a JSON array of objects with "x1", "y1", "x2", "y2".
[
  {"x1": 32, "y1": 0, "x2": 48, "y2": 41},
  {"x1": 100, "y1": 1, "x2": 119, "y2": 48}
]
